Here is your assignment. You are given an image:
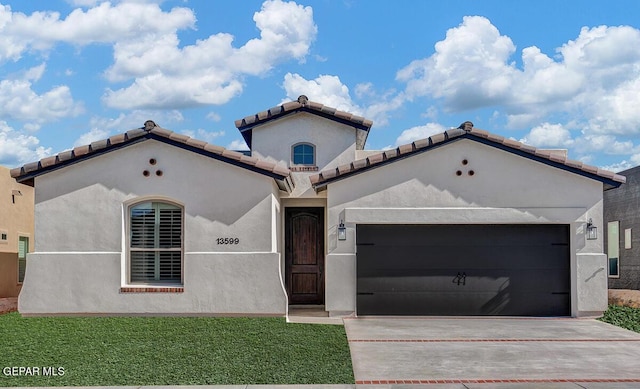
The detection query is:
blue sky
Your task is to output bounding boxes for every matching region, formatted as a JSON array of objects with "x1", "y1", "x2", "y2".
[{"x1": 2, "y1": 1, "x2": 640, "y2": 172}]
